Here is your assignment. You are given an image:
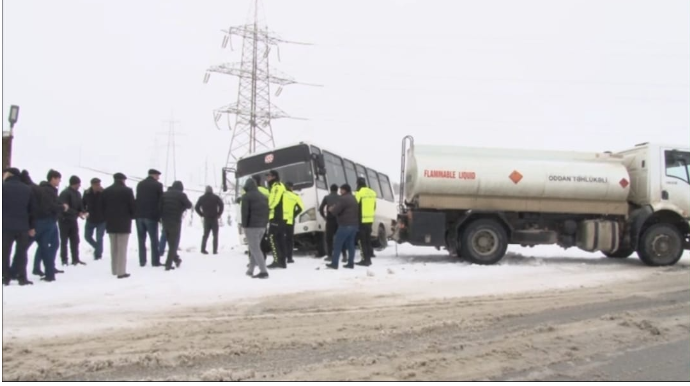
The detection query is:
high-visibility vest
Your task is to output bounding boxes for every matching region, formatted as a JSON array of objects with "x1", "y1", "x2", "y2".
[
  {"x1": 268, "y1": 182, "x2": 286, "y2": 220},
  {"x1": 355, "y1": 187, "x2": 377, "y2": 224},
  {"x1": 283, "y1": 191, "x2": 305, "y2": 225},
  {"x1": 258, "y1": 186, "x2": 269, "y2": 197}
]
